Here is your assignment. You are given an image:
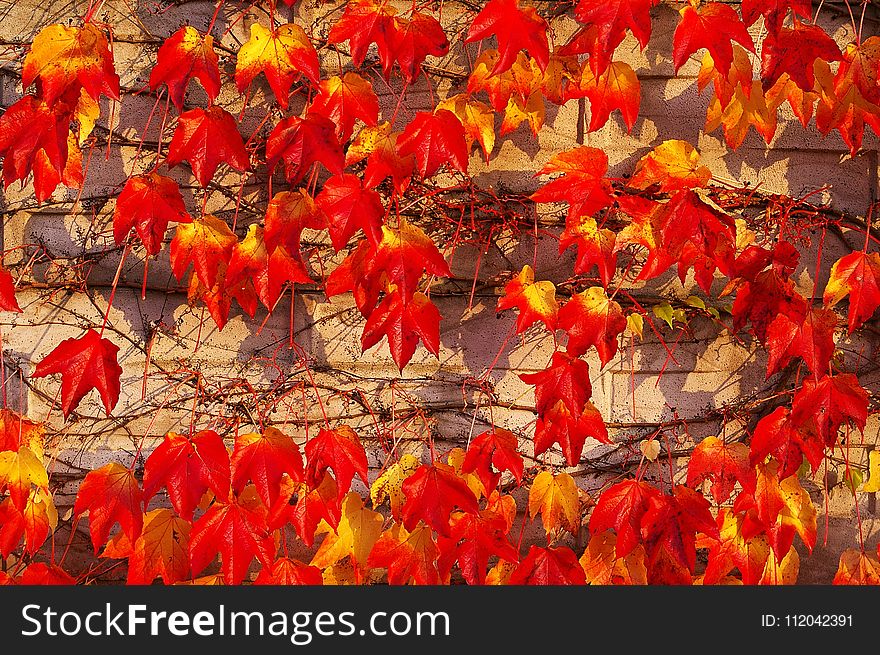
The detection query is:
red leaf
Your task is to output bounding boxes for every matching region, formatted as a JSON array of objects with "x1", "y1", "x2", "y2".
[
  {"x1": 367, "y1": 523, "x2": 441, "y2": 585},
  {"x1": 316, "y1": 173, "x2": 385, "y2": 250},
  {"x1": 530, "y1": 146, "x2": 614, "y2": 220},
  {"x1": 266, "y1": 113, "x2": 344, "y2": 184},
  {"x1": 437, "y1": 510, "x2": 518, "y2": 585},
  {"x1": 520, "y1": 351, "x2": 592, "y2": 417},
  {"x1": 741, "y1": 0, "x2": 812, "y2": 31},
  {"x1": 0, "y1": 266, "x2": 22, "y2": 313},
  {"x1": 142, "y1": 430, "x2": 231, "y2": 521},
  {"x1": 32, "y1": 329, "x2": 122, "y2": 417},
  {"x1": 310, "y1": 73, "x2": 379, "y2": 142},
  {"x1": 466, "y1": 0, "x2": 550, "y2": 75},
  {"x1": 573, "y1": 0, "x2": 658, "y2": 74},
  {"x1": 760, "y1": 21, "x2": 841, "y2": 92},
  {"x1": 672, "y1": 3, "x2": 754, "y2": 76},
  {"x1": 824, "y1": 251, "x2": 880, "y2": 333},
  {"x1": 589, "y1": 479, "x2": 661, "y2": 557},
  {"x1": 397, "y1": 110, "x2": 469, "y2": 178},
  {"x1": 304, "y1": 425, "x2": 369, "y2": 502},
  {"x1": 74, "y1": 462, "x2": 142, "y2": 552},
  {"x1": 263, "y1": 189, "x2": 324, "y2": 254},
  {"x1": 790, "y1": 373, "x2": 868, "y2": 448},
  {"x1": 750, "y1": 406, "x2": 821, "y2": 479},
  {"x1": 165, "y1": 107, "x2": 250, "y2": 187},
  {"x1": 461, "y1": 429, "x2": 524, "y2": 493},
  {"x1": 687, "y1": 436, "x2": 755, "y2": 504},
  {"x1": 149, "y1": 26, "x2": 220, "y2": 110},
  {"x1": 360, "y1": 290, "x2": 442, "y2": 370},
  {"x1": 16, "y1": 562, "x2": 76, "y2": 585},
  {"x1": 508, "y1": 545, "x2": 586, "y2": 585},
  {"x1": 327, "y1": 0, "x2": 398, "y2": 70},
  {"x1": 231, "y1": 427, "x2": 304, "y2": 508},
  {"x1": 346, "y1": 122, "x2": 416, "y2": 193},
  {"x1": 558, "y1": 215, "x2": 617, "y2": 286},
  {"x1": 254, "y1": 557, "x2": 323, "y2": 585},
  {"x1": 558, "y1": 287, "x2": 626, "y2": 366},
  {"x1": 189, "y1": 495, "x2": 275, "y2": 585},
  {"x1": 764, "y1": 306, "x2": 837, "y2": 378},
  {"x1": 401, "y1": 464, "x2": 480, "y2": 537},
  {"x1": 290, "y1": 473, "x2": 342, "y2": 547},
  {"x1": 392, "y1": 12, "x2": 449, "y2": 83},
  {"x1": 113, "y1": 173, "x2": 191, "y2": 256},
  {"x1": 0, "y1": 96, "x2": 70, "y2": 200},
  {"x1": 532, "y1": 399, "x2": 609, "y2": 465}
]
